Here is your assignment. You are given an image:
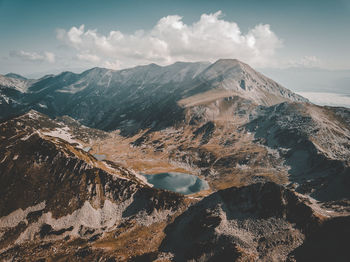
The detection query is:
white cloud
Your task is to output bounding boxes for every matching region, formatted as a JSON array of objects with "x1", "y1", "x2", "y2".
[
  {"x1": 10, "y1": 50, "x2": 55, "y2": 63},
  {"x1": 102, "y1": 60, "x2": 122, "y2": 70},
  {"x1": 56, "y1": 11, "x2": 282, "y2": 69},
  {"x1": 44, "y1": 52, "x2": 56, "y2": 63},
  {"x1": 287, "y1": 55, "x2": 322, "y2": 68},
  {"x1": 76, "y1": 53, "x2": 101, "y2": 63}
]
